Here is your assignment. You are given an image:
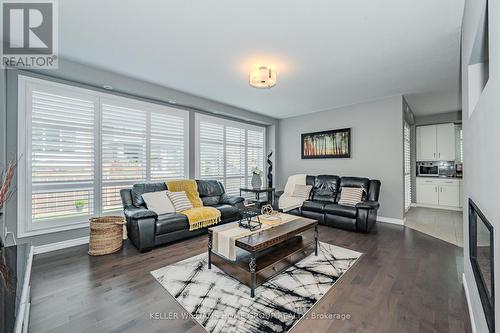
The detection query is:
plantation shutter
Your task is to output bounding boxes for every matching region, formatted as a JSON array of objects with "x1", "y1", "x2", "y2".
[
  {"x1": 225, "y1": 126, "x2": 246, "y2": 195},
  {"x1": 101, "y1": 102, "x2": 147, "y2": 212},
  {"x1": 150, "y1": 111, "x2": 187, "y2": 181},
  {"x1": 247, "y1": 129, "x2": 265, "y2": 188},
  {"x1": 19, "y1": 76, "x2": 190, "y2": 235},
  {"x1": 198, "y1": 121, "x2": 224, "y2": 183},
  {"x1": 196, "y1": 115, "x2": 265, "y2": 195},
  {"x1": 30, "y1": 88, "x2": 96, "y2": 222}
]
